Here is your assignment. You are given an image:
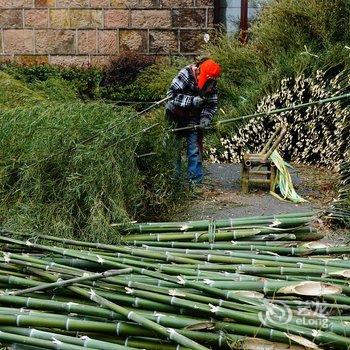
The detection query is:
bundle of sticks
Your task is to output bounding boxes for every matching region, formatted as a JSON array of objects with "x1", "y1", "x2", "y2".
[{"x1": 210, "y1": 70, "x2": 349, "y2": 169}]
